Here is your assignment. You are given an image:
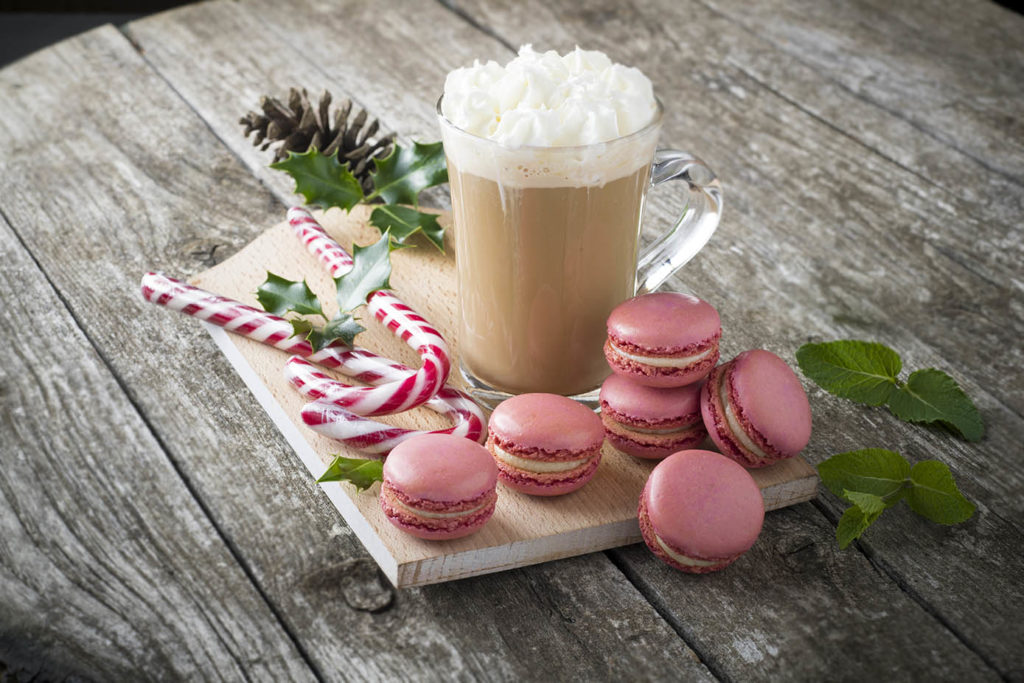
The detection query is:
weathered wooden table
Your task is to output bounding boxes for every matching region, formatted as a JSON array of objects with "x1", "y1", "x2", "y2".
[{"x1": 2, "y1": 0, "x2": 1022, "y2": 679}]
